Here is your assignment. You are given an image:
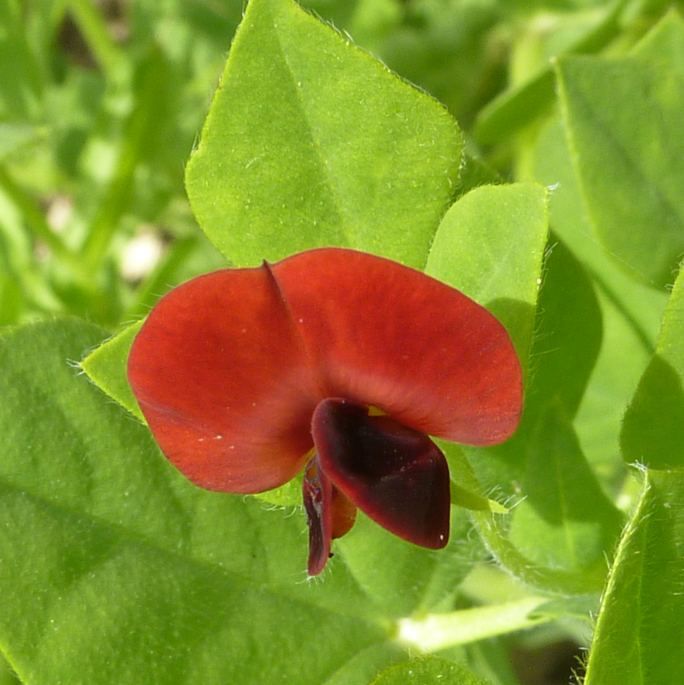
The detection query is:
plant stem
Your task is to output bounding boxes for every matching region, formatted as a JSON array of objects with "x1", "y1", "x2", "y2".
[{"x1": 65, "y1": 0, "x2": 125, "y2": 79}]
